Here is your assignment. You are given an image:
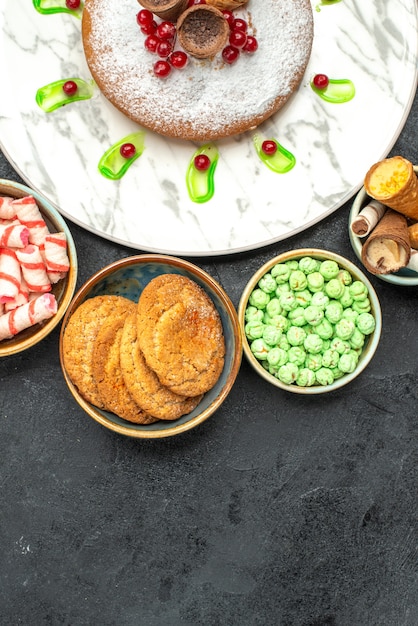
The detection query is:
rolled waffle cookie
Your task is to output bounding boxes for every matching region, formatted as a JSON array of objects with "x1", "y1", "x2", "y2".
[
  {"x1": 408, "y1": 223, "x2": 418, "y2": 249},
  {"x1": 361, "y1": 209, "x2": 411, "y2": 275},
  {"x1": 364, "y1": 156, "x2": 418, "y2": 221}
]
